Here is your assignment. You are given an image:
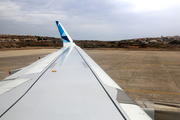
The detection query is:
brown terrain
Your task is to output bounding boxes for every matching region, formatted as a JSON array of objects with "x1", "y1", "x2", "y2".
[{"x1": 1, "y1": 34, "x2": 180, "y2": 50}]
